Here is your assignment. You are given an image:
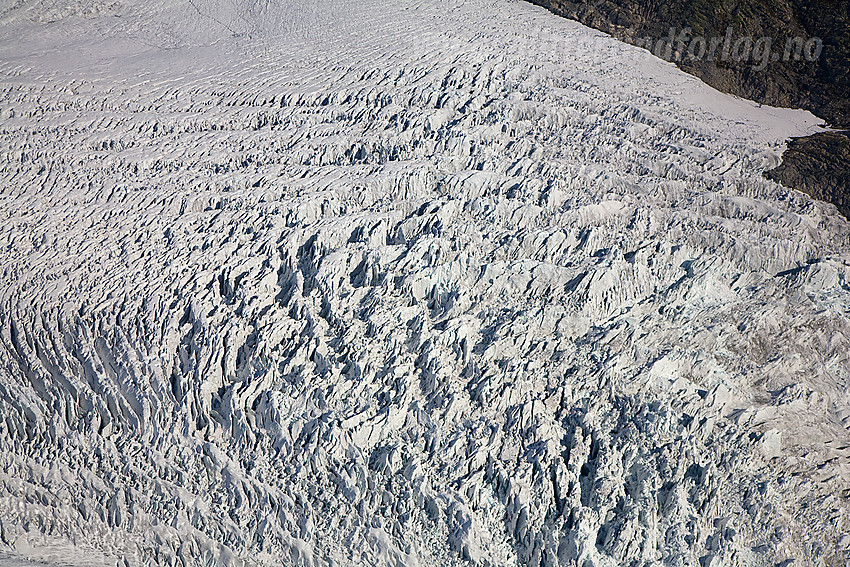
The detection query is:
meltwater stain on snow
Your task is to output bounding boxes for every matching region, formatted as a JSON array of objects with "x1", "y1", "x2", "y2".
[{"x1": 0, "y1": 0, "x2": 849, "y2": 566}]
